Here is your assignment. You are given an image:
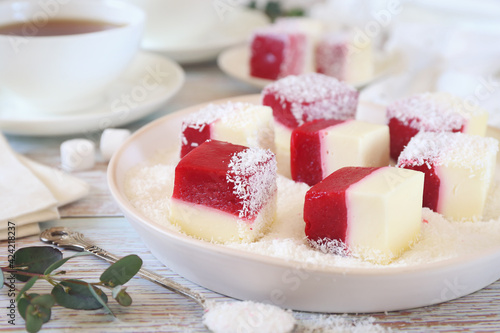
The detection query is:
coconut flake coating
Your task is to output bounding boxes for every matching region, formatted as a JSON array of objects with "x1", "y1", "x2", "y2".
[
  {"x1": 386, "y1": 92, "x2": 486, "y2": 132},
  {"x1": 262, "y1": 73, "x2": 359, "y2": 128},
  {"x1": 398, "y1": 131, "x2": 499, "y2": 169},
  {"x1": 227, "y1": 147, "x2": 278, "y2": 219}
]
